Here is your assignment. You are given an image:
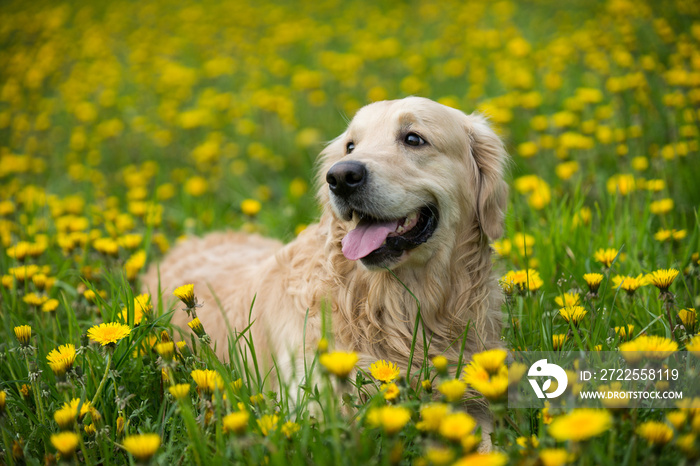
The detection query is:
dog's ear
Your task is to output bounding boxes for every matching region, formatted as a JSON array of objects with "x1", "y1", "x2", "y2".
[{"x1": 465, "y1": 113, "x2": 509, "y2": 240}]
